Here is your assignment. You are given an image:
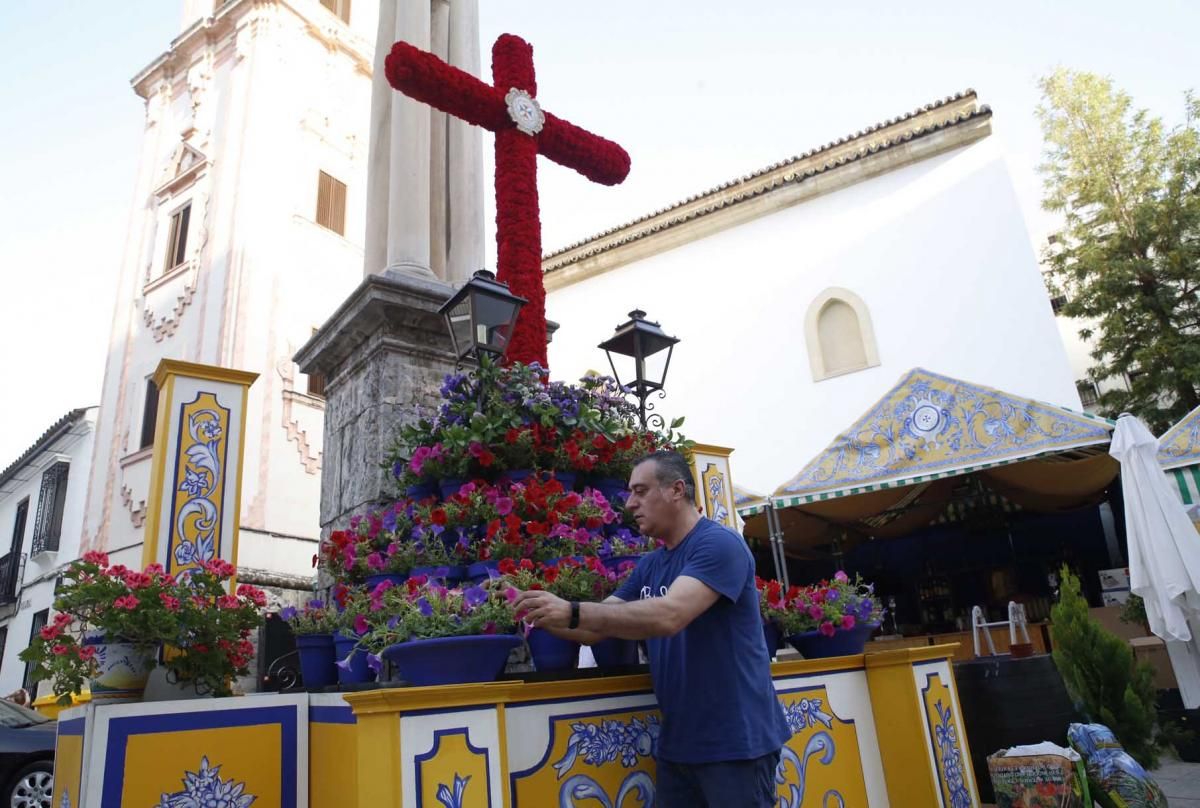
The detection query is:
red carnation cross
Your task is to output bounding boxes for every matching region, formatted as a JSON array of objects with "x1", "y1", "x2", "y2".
[{"x1": 385, "y1": 34, "x2": 631, "y2": 369}]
